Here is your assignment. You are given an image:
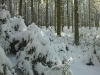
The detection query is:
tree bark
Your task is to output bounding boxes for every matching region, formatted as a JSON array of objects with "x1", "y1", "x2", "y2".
[
  {"x1": 89, "y1": 0, "x2": 91, "y2": 29},
  {"x1": 46, "y1": 0, "x2": 48, "y2": 28},
  {"x1": 57, "y1": 0, "x2": 61, "y2": 37},
  {"x1": 74, "y1": 0, "x2": 79, "y2": 45},
  {"x1": 67, "y1": 0, "x2": 70, "y2": 29},
  {"x1": 19, "y1": 0, "x2": 22, "y2": 16},
  {"x1": 37, "y1": 2, "x2": 40, "y2": 26},
  {"x1": 54, "y1": 0, "x2": 57, "y2": 32},
  {"x1": 31, "y1": 0, "x2": 34, "y2": 23}
]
